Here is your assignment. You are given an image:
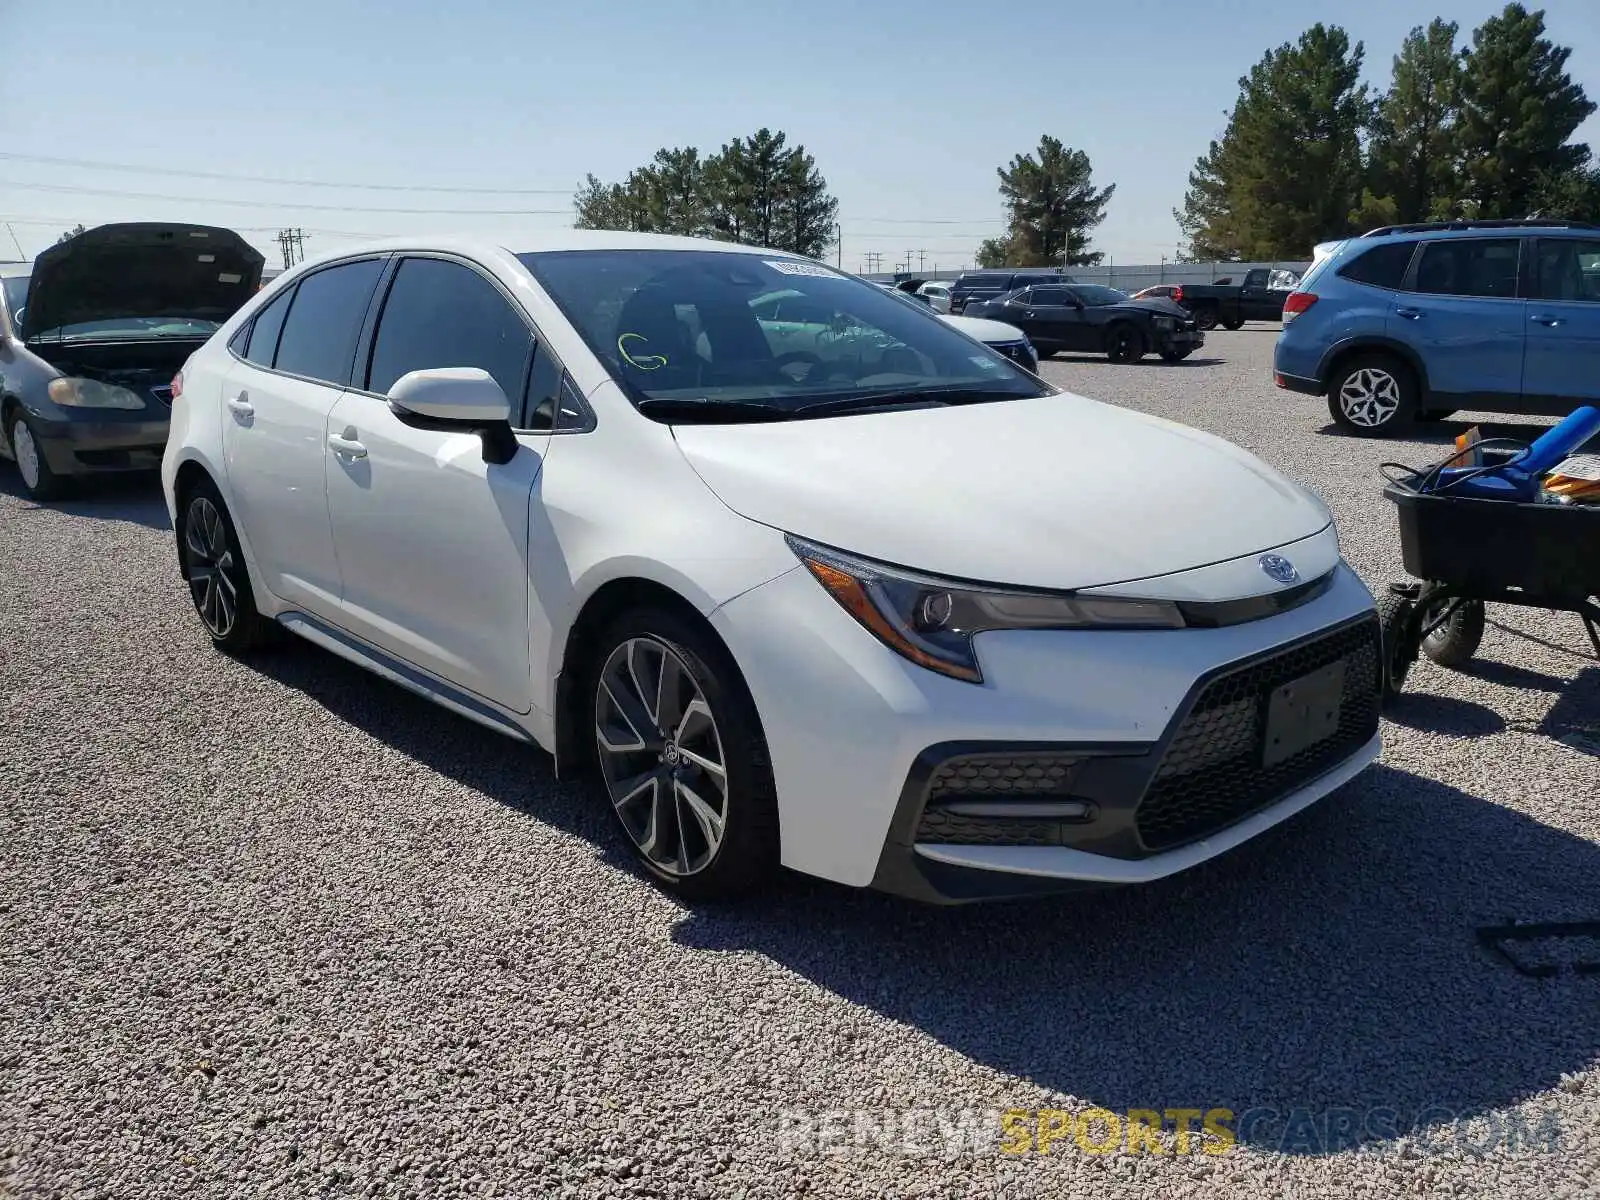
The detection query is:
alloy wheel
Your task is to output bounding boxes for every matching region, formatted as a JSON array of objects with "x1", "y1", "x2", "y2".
[
  {"x1": 594, "y1": 636, "x2": 729, "y2": 877},
  {"x1": 11, "y1": 420, "x2": 41, "y2": 491},
  {"x1": 184, "y1": 496, "x2": 239, "y2": 638},
  {"x1": 1338, "y1": 367, "x2": 1401, "y2": 427}
]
